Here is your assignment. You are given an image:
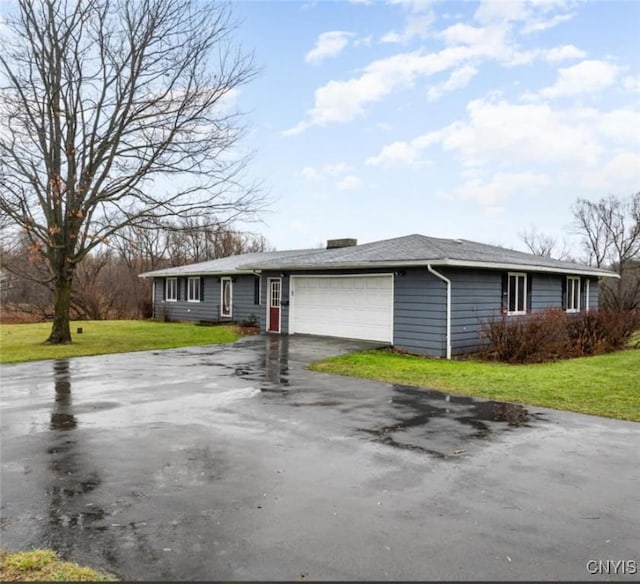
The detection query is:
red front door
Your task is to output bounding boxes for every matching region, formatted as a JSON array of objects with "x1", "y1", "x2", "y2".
[{"x1": 268, "y1": 278, "x2": 281, "y2": 333}]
